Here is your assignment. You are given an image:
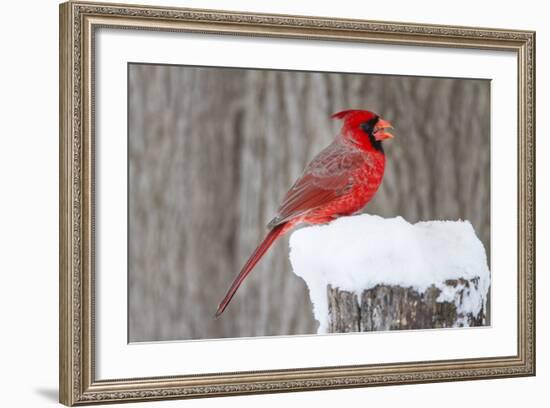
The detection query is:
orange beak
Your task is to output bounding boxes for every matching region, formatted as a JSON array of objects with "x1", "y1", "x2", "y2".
[{"x1": 373, "y1": 118, "x2": 394, "y2": 141}]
